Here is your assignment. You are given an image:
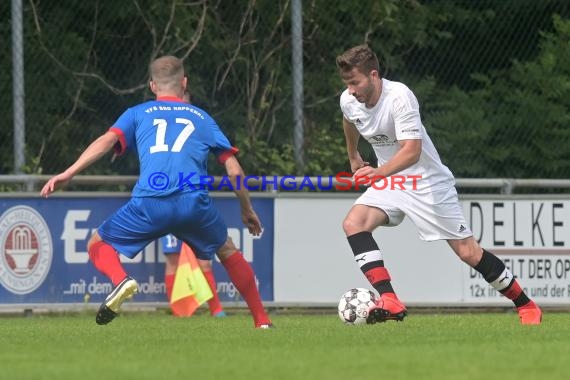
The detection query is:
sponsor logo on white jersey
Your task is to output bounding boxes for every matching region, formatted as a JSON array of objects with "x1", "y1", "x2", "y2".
[{"x1": 368, "y1": 134, "x2": 396, "y2": 146}]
